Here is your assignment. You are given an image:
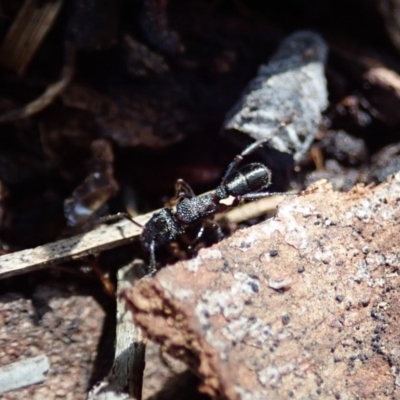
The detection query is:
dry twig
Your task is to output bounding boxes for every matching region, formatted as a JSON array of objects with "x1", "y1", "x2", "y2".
[
  {"x1": 0, "y1": 194, "x2": 287, "y2": 280},
  {"x1": 88, "y1": 261, "x2": 146, "y2": 400},
  {"x1": 0, "y1": 213, "x2": 148, "y2": 280}
]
